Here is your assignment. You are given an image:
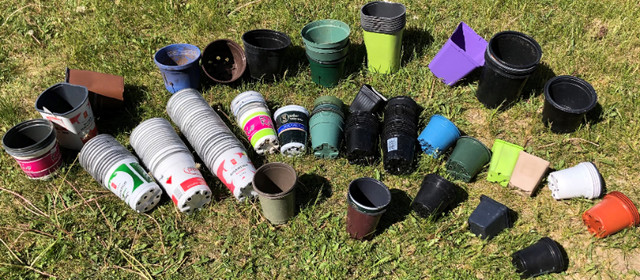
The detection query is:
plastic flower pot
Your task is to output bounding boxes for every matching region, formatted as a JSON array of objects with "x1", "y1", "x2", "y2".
[
  {"x1": 476, "y1": 31, "x2": 542, "y2": 108},
  {"x1": 273, "y1": 105, "x2": 309, "y2": 156},
  {"x1": 349, "y1": 84, "x2": 387, "y2": 114},
  {"x1": 468, "y1": 195, "x2": 512, "y2": 239},
  {"x1": 154, "y1": 43, "x2": 201, "y2": 93},
  {"x1": 310, "y1": 111, "x2": 344, "y2": 159},
  {"x1": 252, "y1": 162, "x2": 298, "y2": 225},
  {"x1": 446, "y1": 136, "x2": 492, "y2": 182},
  {"x1": 582, "y1": 191, "x2": 640, "y2": 238},
  {"x1": 382, "y1": 132, "x2": 417, "y2": 174},
  {"x1": 345, "y1": 111, "x2": 379, "y2": 165},
  {"x1": 301, "y1": 19, "x2": 350, "y2": 49},
  {"x1": 542, "y1": 75, "x2": 598, "y2": 133},
  {"x1": 201, "y1": 39, "x2": 246, "y2": 84},
  {"x1": 65, "y1": 68, "x2": 124, "y2": 117},
  {"x1": 508, "y1": 151, "x2": 550, "y2": 197},
  {"x1": 428, "y1": 22, "x2": 488, "y2": 86},
  {"x1": 230, "y1": 91, "x2": 280, "y2": 155},
  {"x1": 486, "y1": 139, "x2": 524, "y2": 187},
  {"x1": 411, "y1": 174, "x2": 458, "y2": 218},
  {"x1": 512, "y1": 237, "x2": 567, "y2": 278},
  {"x1": 307, "y1": 55, "x2": 347, "y2": 88},
  {"x1": 2, "y1": 119, "x2": 62, "y2": 179},
  {"x1": 305, "y1": 42, "x2": 349, "y2": 62},
  {"x1": 360, "y1": 1, "x2": 406, "y2": 35},
  {"x1": 363, "y1": 29, "x2": 403, "y2": 74},
  {"x1": 417, "y1": 114, "x2": 461, "y2": 158},
  {"x1": 547, "y1": 162, "x2": 602, "y2": 200},
  {"x1": 242, "y1": 29, "x2": 291, "y2": 81},
  {"x1": 346, "y1": 177, "x2": 391, "y2": 240},
  {"x1": 35, "y1": 83, "x2": 98, "y2": 150}
]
